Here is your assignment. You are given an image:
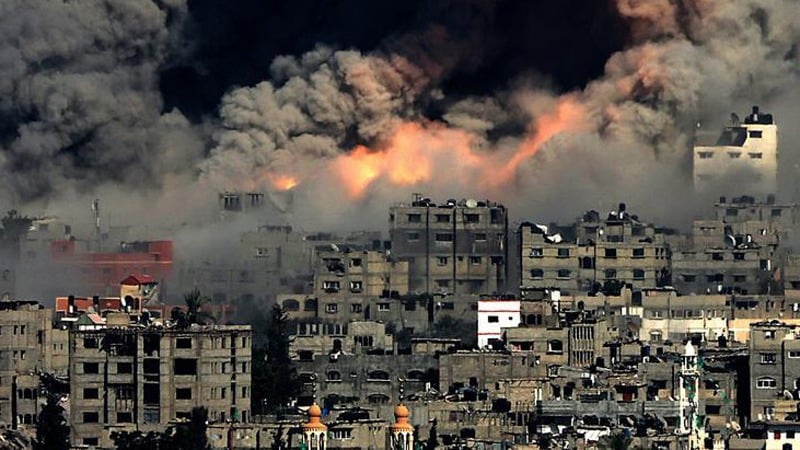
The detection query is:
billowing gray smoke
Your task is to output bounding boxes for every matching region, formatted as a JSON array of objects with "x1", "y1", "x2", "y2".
[
  {"x1": 200, "y1": 0, "x2": 800, "y2": 228},
  {"x1": 0, "y1": 0, "x2": 203, "y2": 210},
  {"x1": 0, "y1": 0, "x2": 798, "y2": 230}
]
